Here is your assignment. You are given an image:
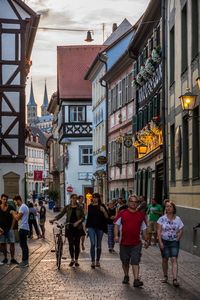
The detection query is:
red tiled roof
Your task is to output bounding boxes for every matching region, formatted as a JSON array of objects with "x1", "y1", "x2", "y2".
[{"x1": 57, "y1": 45, "x2": 105, "y2": 99}]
